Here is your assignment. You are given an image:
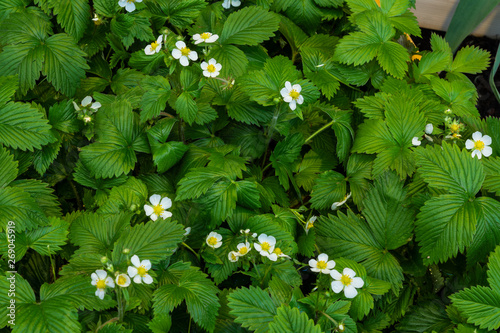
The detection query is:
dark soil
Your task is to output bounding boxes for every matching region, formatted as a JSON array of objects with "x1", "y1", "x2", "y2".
[{"x1": 413, "y1": 28, "x2": 500, "y2": 118}]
